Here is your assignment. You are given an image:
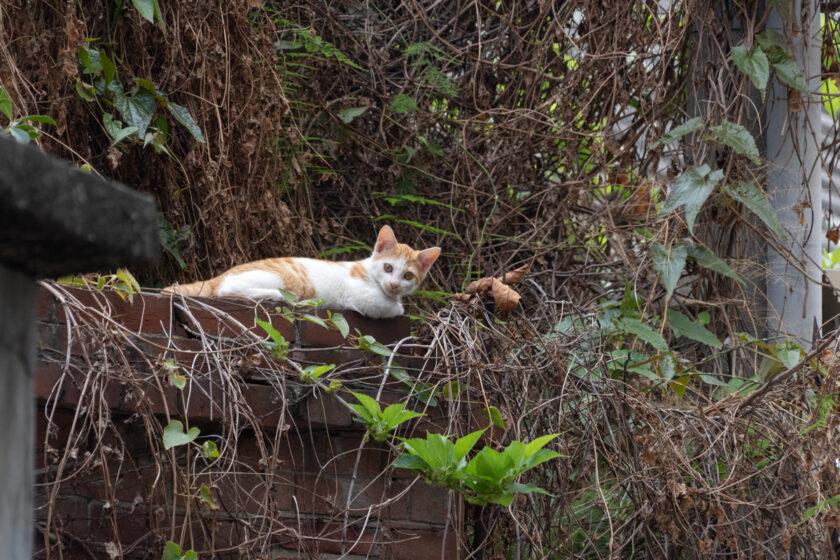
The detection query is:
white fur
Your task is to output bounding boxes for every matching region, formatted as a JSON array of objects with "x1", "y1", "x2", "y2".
[{"x1": 214, "y1": 255, "x2": 418, "y2": 318}]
